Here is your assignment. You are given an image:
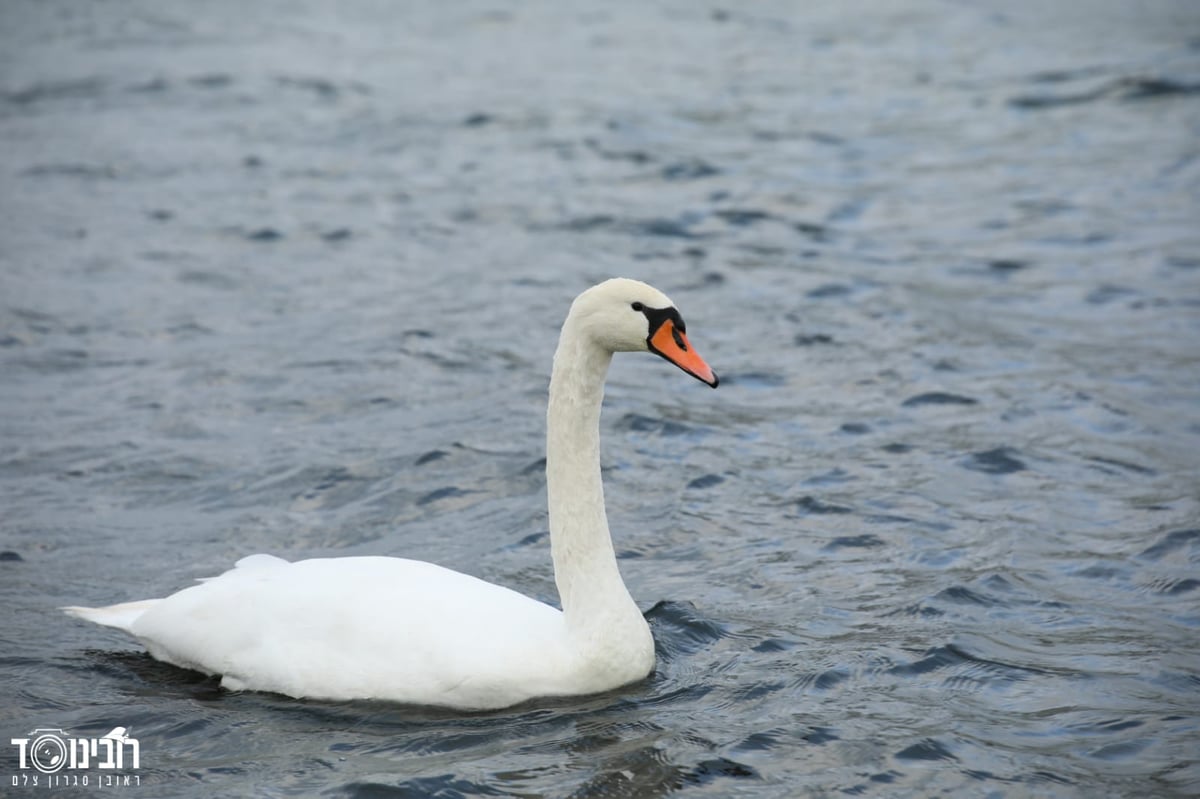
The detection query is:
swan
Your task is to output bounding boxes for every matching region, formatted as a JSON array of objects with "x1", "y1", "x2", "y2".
[{"x1": 64, "y1": 278, "x2": 719, "y2": 710}]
